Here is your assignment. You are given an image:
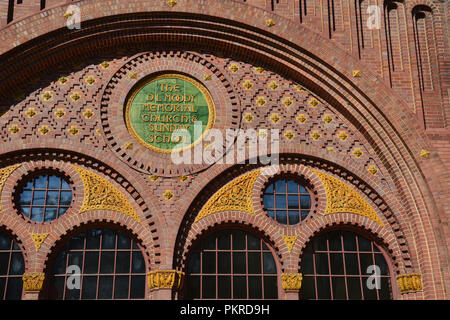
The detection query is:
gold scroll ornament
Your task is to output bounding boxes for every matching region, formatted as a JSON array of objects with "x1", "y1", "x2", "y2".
[
  {"x1": 0, "y1": 164, "x2": 21, "y2": 212},
  {"x1": 312, "y1": 169, "x2": 384, "y2": 226},
  {"x1": 397, "y1": 273, "x2": 423, "y2": 293},
  {"x1": 72, "y1": 165, "x2": 141, "y2": 223},
  {"x1": 194, "y1": 170, "x2": 261, "y2": 222}
]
